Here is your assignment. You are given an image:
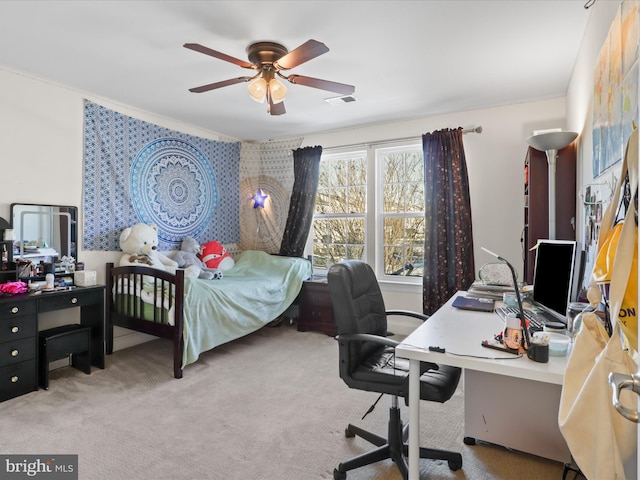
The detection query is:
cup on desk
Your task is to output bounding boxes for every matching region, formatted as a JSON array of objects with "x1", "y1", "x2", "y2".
[
  {"x1": 503, "y1": 292, "x2": 519, "y2": 308},
  {"x1": 566, "y1": 302, "x2": 590, "y2": 340}
]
